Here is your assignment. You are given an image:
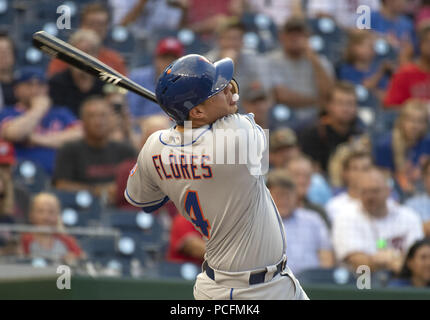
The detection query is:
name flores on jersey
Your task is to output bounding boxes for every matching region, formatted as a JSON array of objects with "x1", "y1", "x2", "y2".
[{"x1": 152, "y1": 154, "x2": 212, "y2": 180}]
